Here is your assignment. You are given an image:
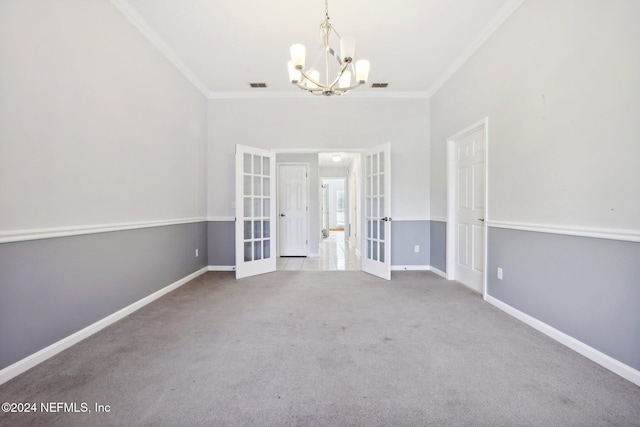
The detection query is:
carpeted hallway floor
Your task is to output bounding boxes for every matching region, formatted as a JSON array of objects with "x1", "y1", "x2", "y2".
[{"x1": 1, "y1": 271, "x2": 639, "y2": 426}]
